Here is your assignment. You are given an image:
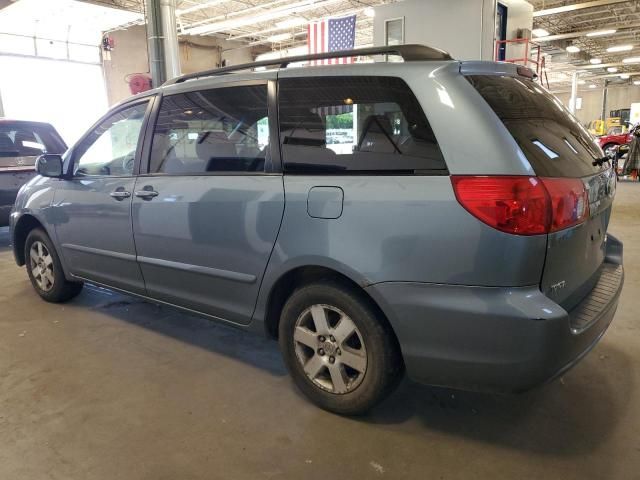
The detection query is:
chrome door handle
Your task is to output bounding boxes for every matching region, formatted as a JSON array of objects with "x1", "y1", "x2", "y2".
[
  {"x1": 109, "y1": 190, "x2": 131, "y2": 200},
  {"x1": 135, "y1": 189, "x2": 159, "y2": 200}
]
